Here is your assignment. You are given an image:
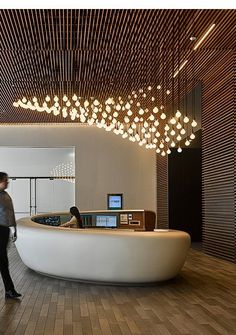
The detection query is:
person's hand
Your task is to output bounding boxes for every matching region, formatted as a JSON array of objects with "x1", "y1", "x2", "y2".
[{"x1": 12, "y1": 228, "x2": 17, "y2": 242}]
